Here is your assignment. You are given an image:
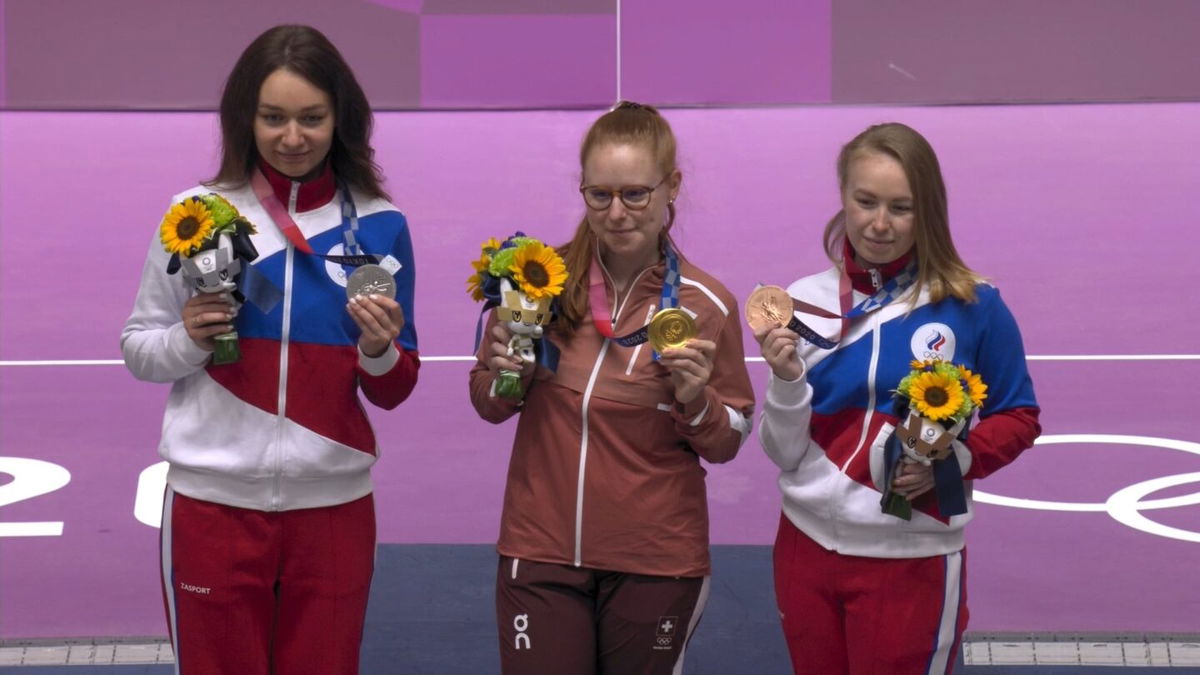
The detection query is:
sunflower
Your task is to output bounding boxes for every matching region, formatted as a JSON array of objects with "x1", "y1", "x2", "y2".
[
  {"x1": 509, "y1": 241, "x2": 567, "y2": 301},
  {"x1": 160, "y1": 197, "x2": 215, "y2": 256},
  {"x1": 481, "y1": 237, "x2": 501, "y2": 255},
  {"x1": 466, "y1": 271, "x2": 485, "y2": 301},
  {"x1": 464, "y1": 251, "x2": 491, "y2": 301},
  {"x1": 960, "y1": 368, "x2": 988, "y2": 408},
  {"x1": 471, "y1": 251, "x2": 490, "y2": 273},
  {"x1": 906, "y1": 371, "x2": 966, "y2": 422}
]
